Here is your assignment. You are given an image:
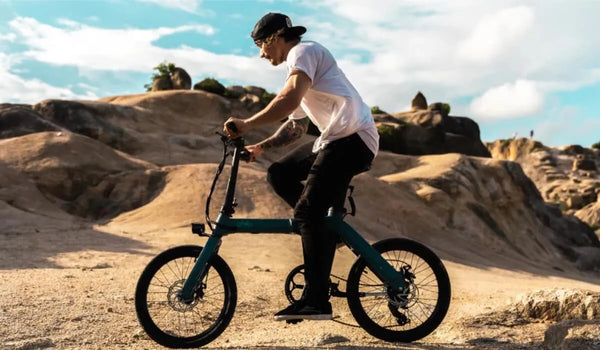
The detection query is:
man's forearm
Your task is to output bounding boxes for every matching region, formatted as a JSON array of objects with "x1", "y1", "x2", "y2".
[
  {"x1": 259, "y1": 118, "x2": 309, "y2": 151},
  {"x1": 245, "y1": 93, "x2": 299, "y2": 129},
  {"x1": 244, "y1": 72, "x2": 311, "y2": 130}
]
